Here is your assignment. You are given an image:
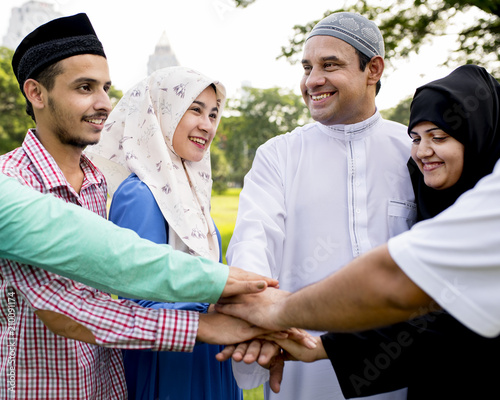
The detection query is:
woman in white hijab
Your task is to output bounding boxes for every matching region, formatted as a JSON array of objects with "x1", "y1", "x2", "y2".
[{"x1": 87, "y1": 66, "x2": 241, "y2": 400}]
